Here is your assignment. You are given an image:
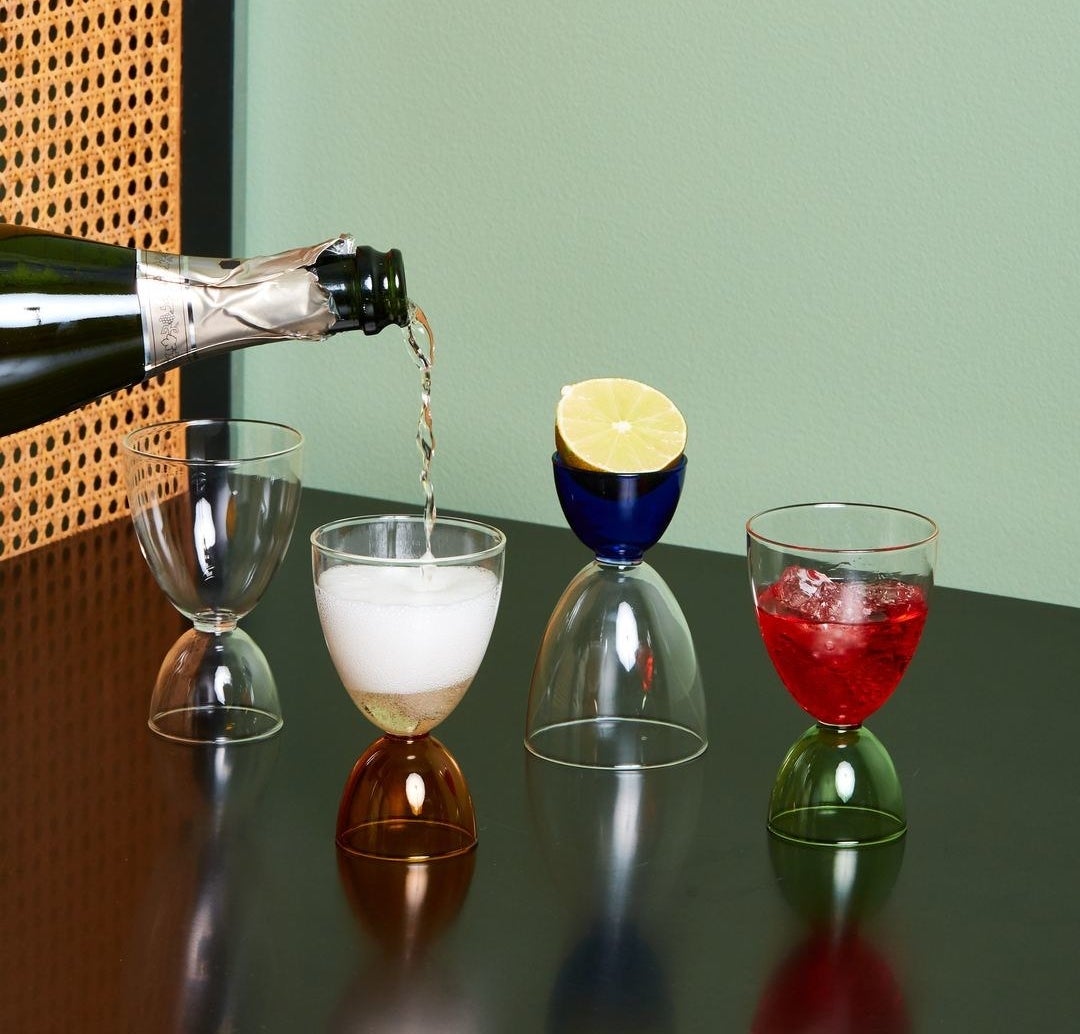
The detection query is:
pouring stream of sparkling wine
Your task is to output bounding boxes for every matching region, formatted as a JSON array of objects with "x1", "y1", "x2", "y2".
[{"x1": 403, "y1": 302, "x2": 436, "y2": 555}]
